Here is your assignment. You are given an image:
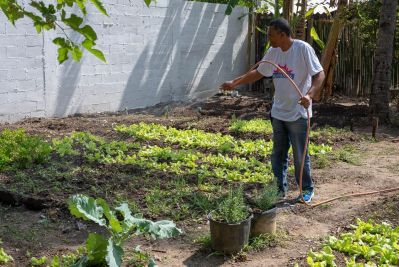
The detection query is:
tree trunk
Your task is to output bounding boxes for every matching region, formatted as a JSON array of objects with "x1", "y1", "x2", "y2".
[
  {"x1": 283, "y1": 0, "x2": 293, "y2": 22},
  {"x1": 324, "y1": 47, "x2": 338, "y2": 98},
  {"x1": 294, "y1": 0, "x2": 307, "y2": 40},
  {"x1": 369, "y1": 0, "x2": 398, "y2": 121},
  {"x1": 320, "y1": 0, "x2": 348, "y2": 101}
]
